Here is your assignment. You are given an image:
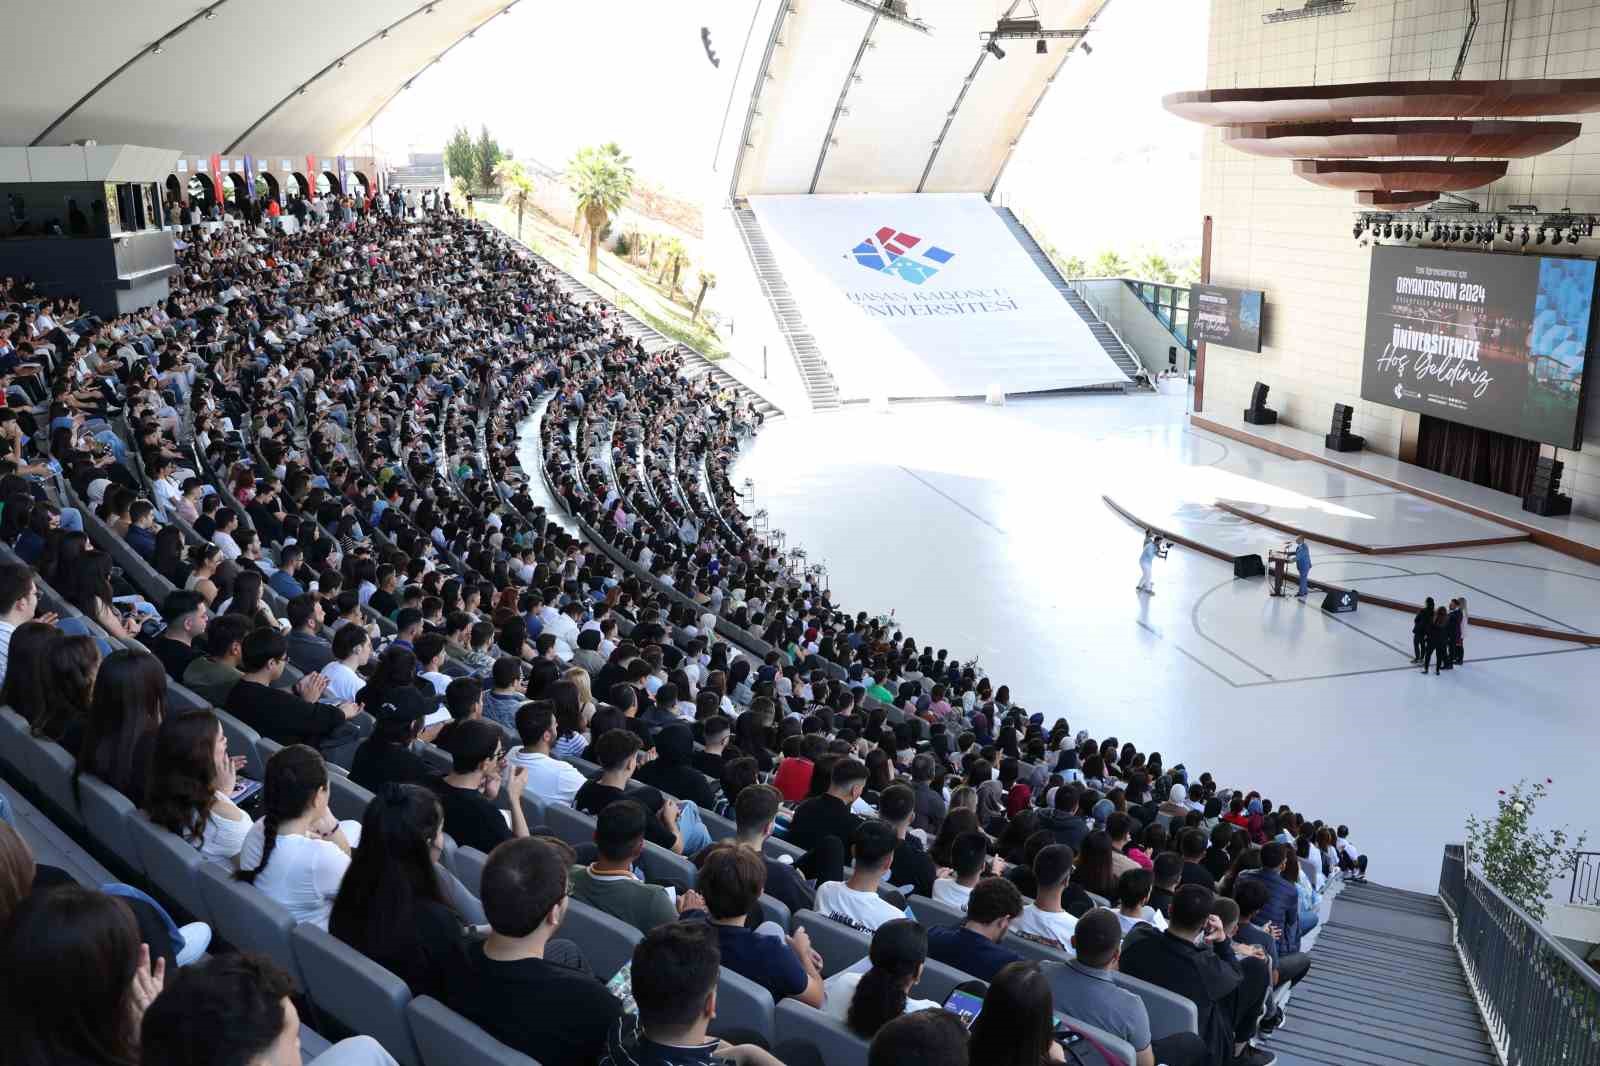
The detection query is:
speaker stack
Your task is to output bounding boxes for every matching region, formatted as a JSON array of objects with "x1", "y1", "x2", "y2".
[
  {"x1": 1243, "y1": 381, "x2": 1278, "y2": 425},
  {"x1": 1325, "y1": 403, "x2": 1365, "y2": 452},
  {"x1": 1523, "y1": 455, "x2": 1572, "y2": 516}
]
